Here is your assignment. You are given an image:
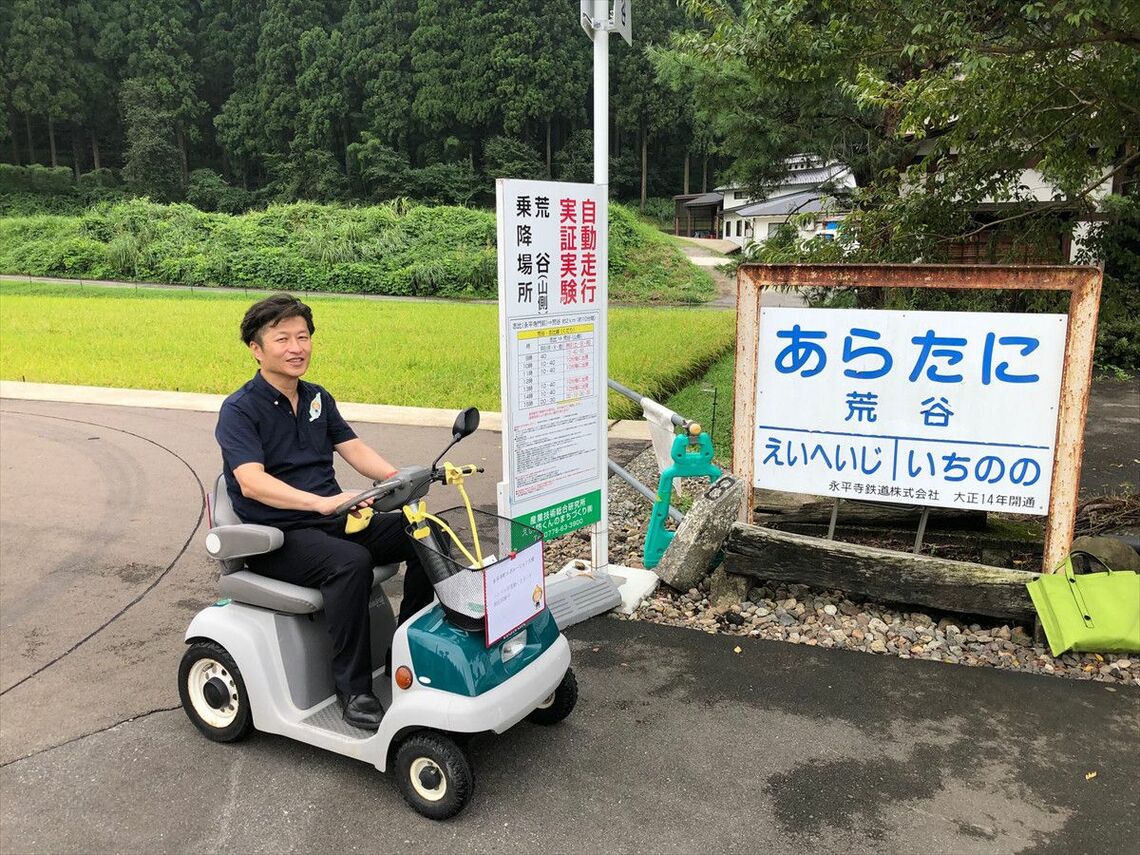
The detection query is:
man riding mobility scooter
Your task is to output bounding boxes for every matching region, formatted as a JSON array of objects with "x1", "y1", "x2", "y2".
[{"x1": 179, "y1": 408, "x2": 577, "y2": 819}]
